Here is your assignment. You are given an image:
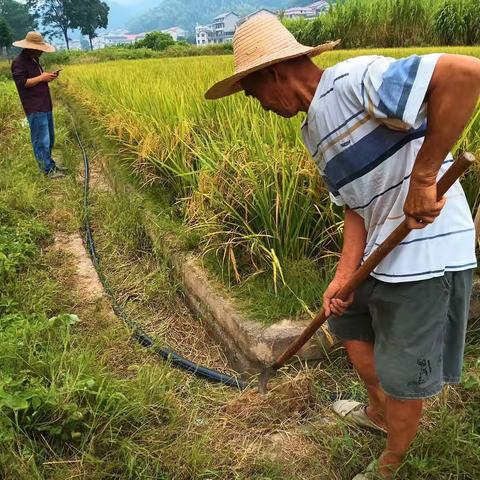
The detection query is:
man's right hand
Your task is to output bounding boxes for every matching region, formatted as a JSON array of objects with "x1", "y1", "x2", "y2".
[
  {"x1": 323, "y1": 276, "x2": 354, "y2": 318},
  {"x1": 40, "y1": 72, "x2": 57, "y2": 82}
]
